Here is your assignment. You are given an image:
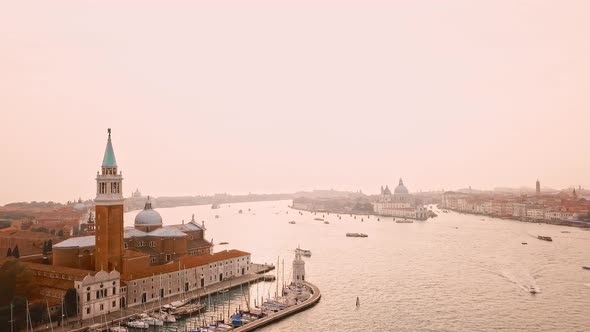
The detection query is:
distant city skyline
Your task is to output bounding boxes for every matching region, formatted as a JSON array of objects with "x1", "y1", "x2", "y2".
[{"x1": 1, "y1": 1, "x2": 589, "y2": 204}]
